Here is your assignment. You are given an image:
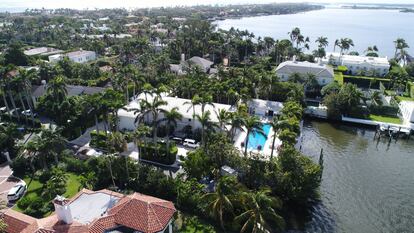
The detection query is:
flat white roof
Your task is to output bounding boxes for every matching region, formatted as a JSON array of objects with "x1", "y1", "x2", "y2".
[
  {"x1": 248, "y1": 99, "x2": 284, "y2": 113},
  {"x1": 69, "y1": 192, "x2": 120, "y2": 224},
  {"x1": 324, "y1": 52, "x2": 390, "y2": 67},
  {"x1": 118, "y1": 93, "x2": 234, "y2": 122},
  {"x1": 66, "y1": 50, "x2": 95, "y2": 57}
]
